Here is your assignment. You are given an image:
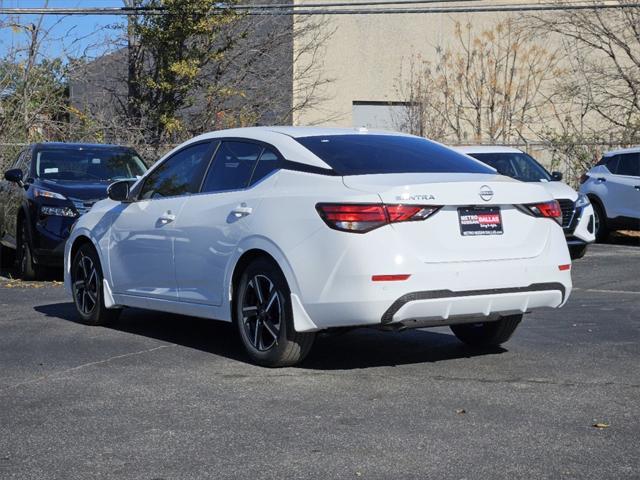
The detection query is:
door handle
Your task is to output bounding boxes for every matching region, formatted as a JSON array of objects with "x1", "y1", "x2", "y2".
[
  {"x1": 635, "y1": 186, "x2": 640, "y2": 191},
  {"x1": 231, "y1": 205, "x2": 253, "y2": 218},
  {"x1": 158, "y1": 211, "x2": 176, "y2": 225}
]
